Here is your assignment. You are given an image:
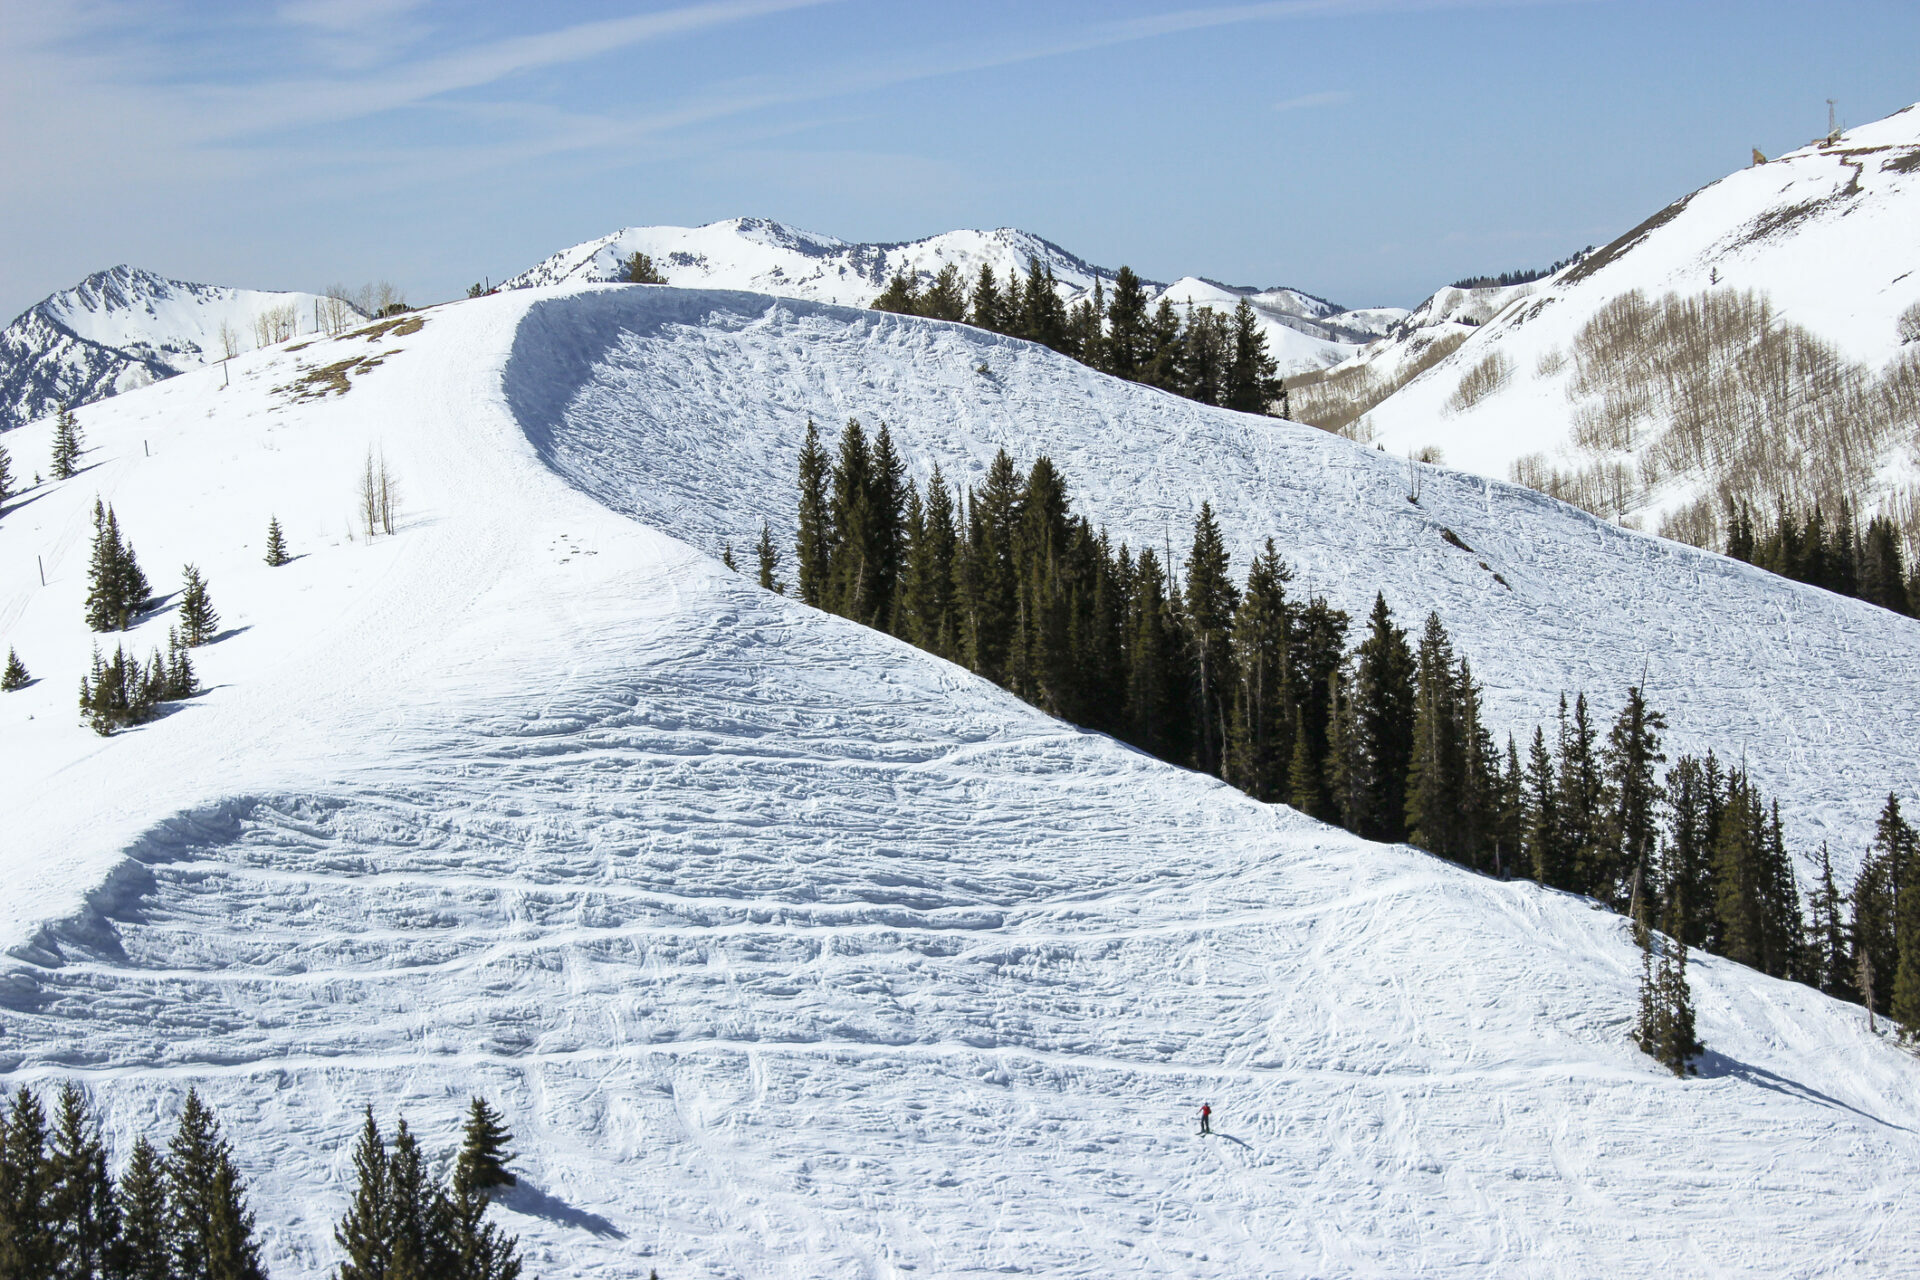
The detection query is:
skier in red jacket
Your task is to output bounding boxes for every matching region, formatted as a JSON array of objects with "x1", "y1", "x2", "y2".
[{"x1": 1199, "y1": 1103, "x2": 1211, "y2": 1136}]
